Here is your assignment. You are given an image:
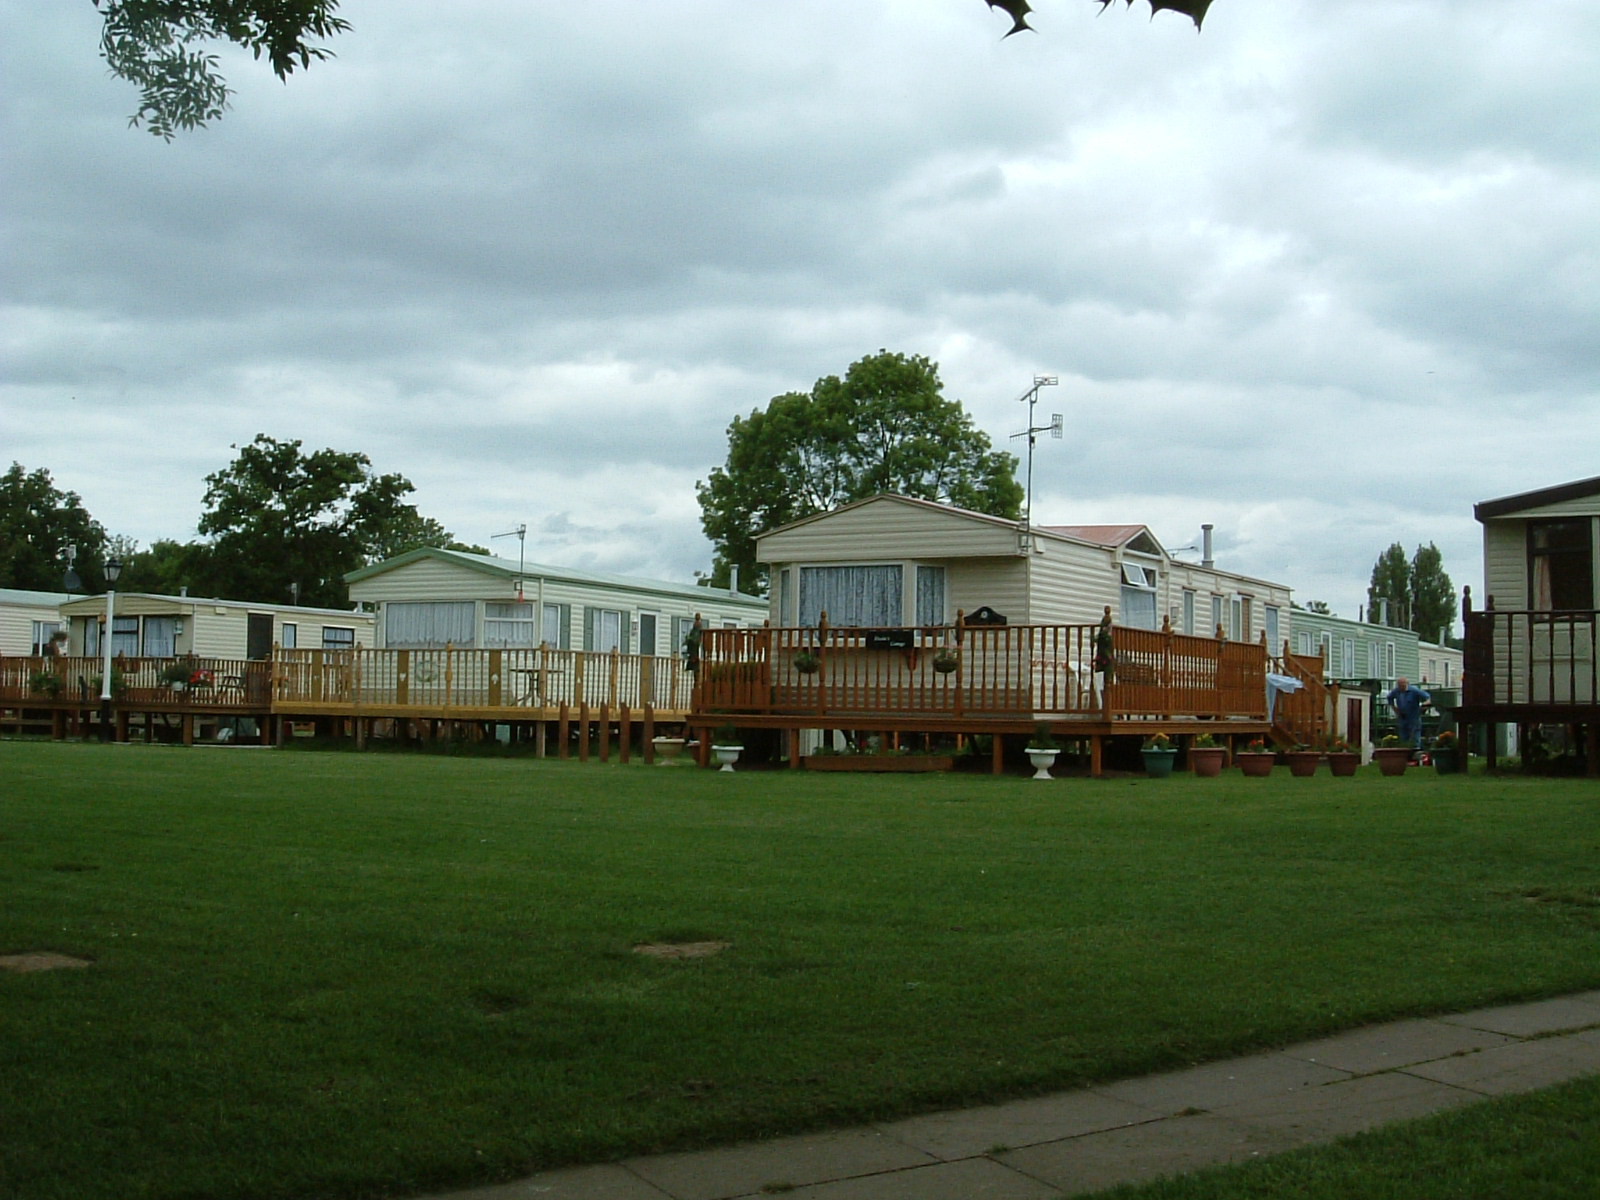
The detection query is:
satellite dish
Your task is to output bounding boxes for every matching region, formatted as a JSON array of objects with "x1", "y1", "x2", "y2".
[{"x1": 63, "y1": 568, "x2": 83, "y2": 593}]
